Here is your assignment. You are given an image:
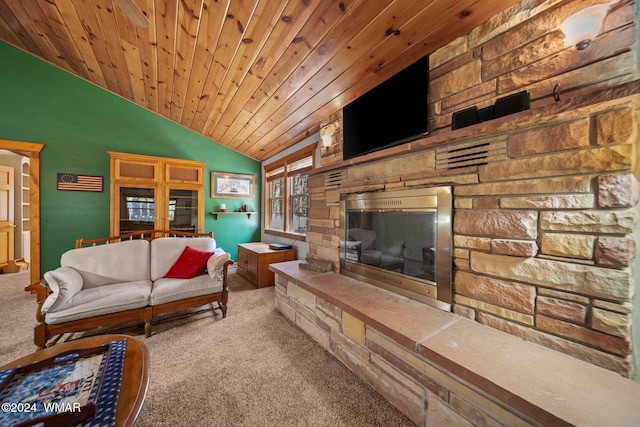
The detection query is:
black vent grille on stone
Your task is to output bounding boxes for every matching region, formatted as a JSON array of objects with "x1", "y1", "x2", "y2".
[
  {"x1": 324, "y1": 170, "x2": 347, "y2": 188},
  {"x1": 436, "y1": 138, "x2": 507, "y2": 170}
]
